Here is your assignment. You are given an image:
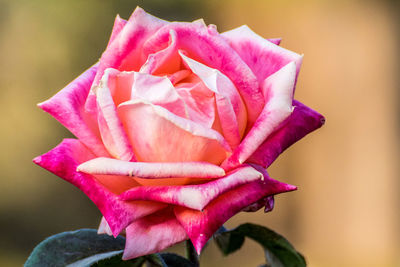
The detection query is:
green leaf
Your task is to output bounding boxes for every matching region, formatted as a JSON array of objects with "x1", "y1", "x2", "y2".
[
  {"x1": 25, "y1": 229, "x2": 125, "y2": 267},
  {"x1": 70, "y1": 250, "x2": 147, "y2": 267},
  {"x1": 214, "y1": 223, "x2": 306, "y2": 267},
  {"x1": 213, "y1": 226, "x2": 245, "y2": 255},
  {"x1": 160, "y1": 253, "x2": 196, "y2": 267},
  {"x1": 144, "y1": 254, "x2": 167, "y2": 267}
]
